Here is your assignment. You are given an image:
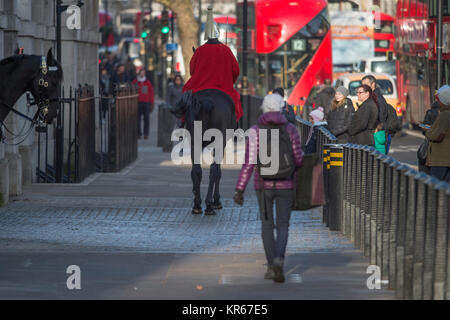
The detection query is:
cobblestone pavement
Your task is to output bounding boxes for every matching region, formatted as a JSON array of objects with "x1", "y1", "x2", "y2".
[
  {"x1": 0, "y1": 137, "x2": 395, "y2": 299},
  {"x1": 0, "y1": 197, "x2": 353, "y2": 254}
]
